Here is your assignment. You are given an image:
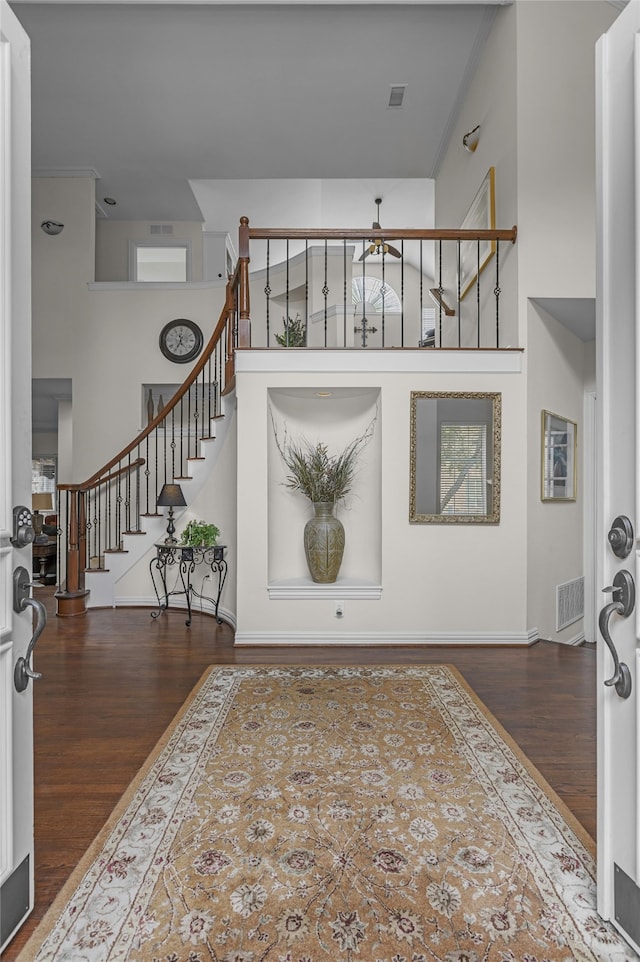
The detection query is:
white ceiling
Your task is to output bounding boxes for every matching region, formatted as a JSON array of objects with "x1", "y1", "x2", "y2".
[{"x1": 11, "y1": 1, "x2": 505, "y2": 222}]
